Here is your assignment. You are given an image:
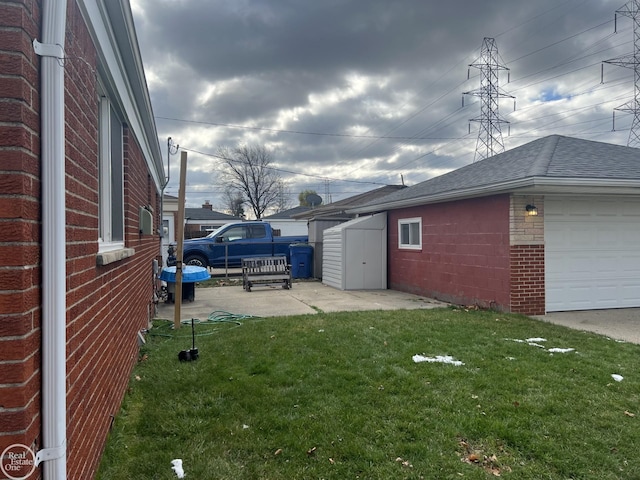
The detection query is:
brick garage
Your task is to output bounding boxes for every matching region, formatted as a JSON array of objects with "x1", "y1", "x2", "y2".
[
  {"x1": 0, "y1": 1, "x2": 164, "y2": 478},
  {"x1": 350, "y1": 135, "x2": 640, "y2": 315},
  {"x1": 387, "y1": 196, "x2": 511, "y2": 307}
]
